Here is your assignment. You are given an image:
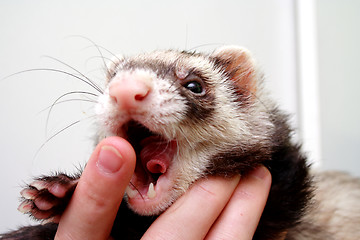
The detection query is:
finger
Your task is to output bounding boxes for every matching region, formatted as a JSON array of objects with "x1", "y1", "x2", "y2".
[
  {"x1": 205, "y1": 166, "x2": 272, "y2": 240},
  {"x1": 141, "y1": 175, "x2": 241, "y2": 240},
  {"x1": 55, "y1": 137, "x2": 136, "y2": 240}
]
